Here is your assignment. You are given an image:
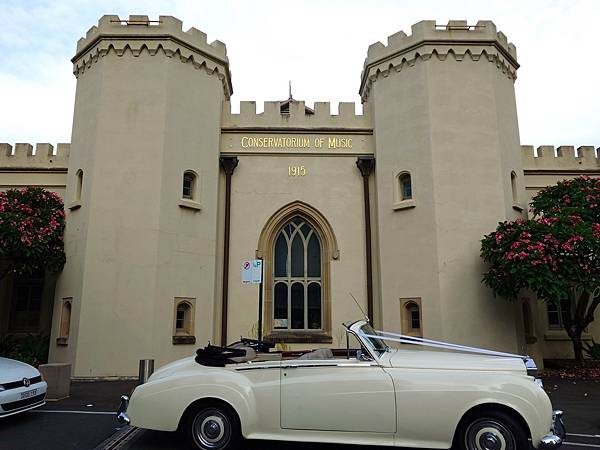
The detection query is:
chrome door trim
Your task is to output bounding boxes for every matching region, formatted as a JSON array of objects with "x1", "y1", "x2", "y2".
[{"x1": 234, "y1": 364, "x2": 280, "y2": 371}]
